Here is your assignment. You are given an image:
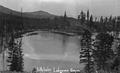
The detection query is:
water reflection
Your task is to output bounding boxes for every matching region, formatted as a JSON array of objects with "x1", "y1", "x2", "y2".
[
  {"x1": 22, "y1": 31, "x2": 84, "y2": 71},
  {"x1": 23, "y1": 31, "x2": 81, "y2": 61}
]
